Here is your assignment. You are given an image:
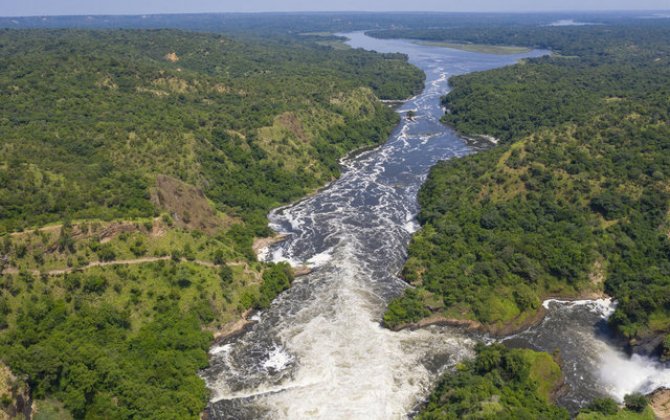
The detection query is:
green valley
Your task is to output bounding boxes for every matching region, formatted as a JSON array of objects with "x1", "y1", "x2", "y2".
[{"x1": 2, "y1": 10, "x2": 670, "y2": 420}]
